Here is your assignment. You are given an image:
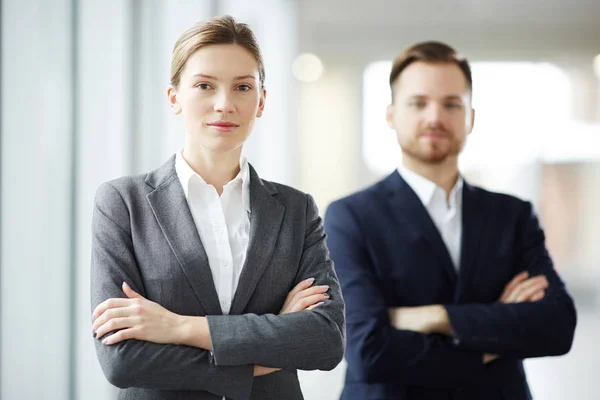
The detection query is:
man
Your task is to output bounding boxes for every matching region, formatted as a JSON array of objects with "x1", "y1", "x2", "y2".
[{"x1": 324, "y1": 41, "x2": 576, "y2": 400}]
